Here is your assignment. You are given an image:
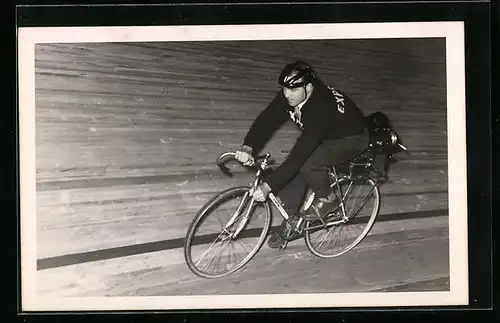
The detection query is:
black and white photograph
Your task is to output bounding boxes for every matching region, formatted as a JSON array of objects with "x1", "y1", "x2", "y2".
[{"x1": 18, "y1": 22, "x2": 469, "y2": 311}]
